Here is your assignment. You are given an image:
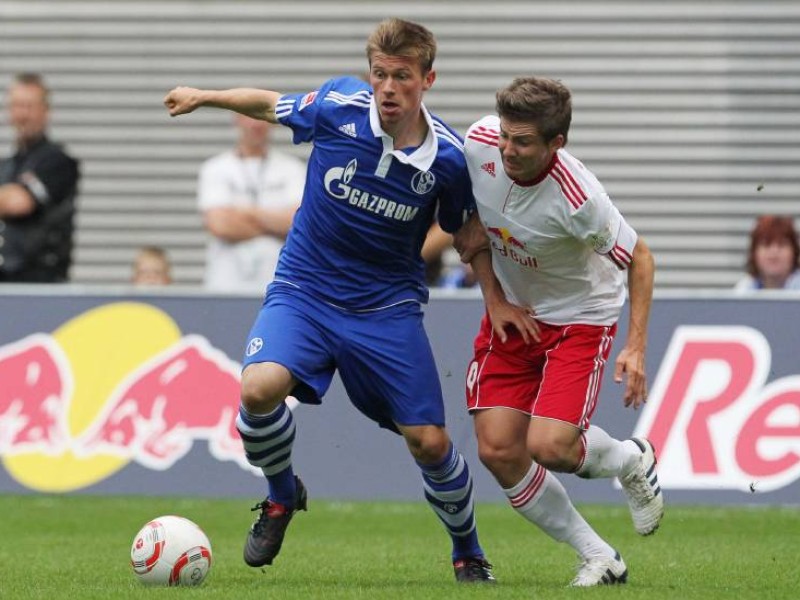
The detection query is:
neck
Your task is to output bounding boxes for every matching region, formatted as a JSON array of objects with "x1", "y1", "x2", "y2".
[
  {"x1": 385, "y1": 111, "x2": 428, "y2": 150},
  {"x1": 238, "y1": 143, "x2": 266, "y2": 158},
  {"x1": 17, "y1": 133, "x2": 44, "y2": 152},
  {"x1": 761, "y1": 274, "x2": 789, "y2": 289}
]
